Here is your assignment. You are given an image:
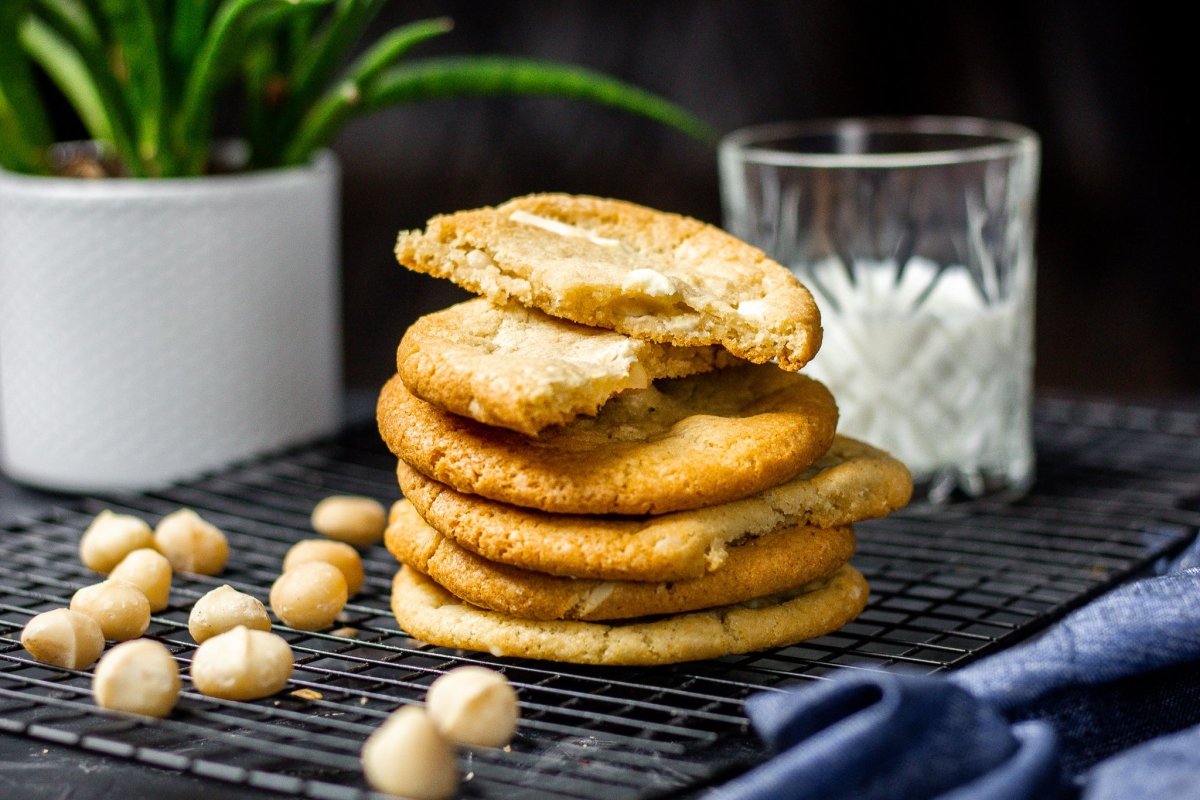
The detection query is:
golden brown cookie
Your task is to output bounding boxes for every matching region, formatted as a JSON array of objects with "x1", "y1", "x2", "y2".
[
  {"x1": 398, "y1": 298, "x2": 738, "y2": 435},
  {"x1": 390, "y1": 564, "x2": 869, "y2": 666},
  {"x1": 394, "y1": 194, "x2": 823, "y2": 371},
  {"x1": 385, "y1": 499, "x2": 855, "y2": 621},
  {"x1": 398, "y1": 435, "x2": 911, "y2": 582},
  {"x1": 378, "y1": 363, "x2": 839, "y2": 515}
]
